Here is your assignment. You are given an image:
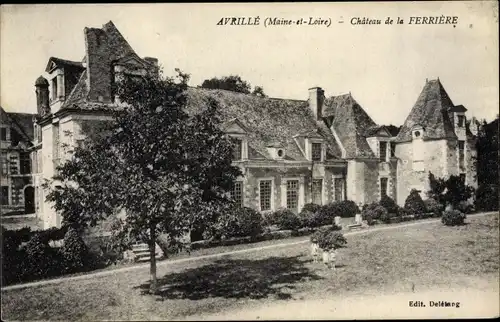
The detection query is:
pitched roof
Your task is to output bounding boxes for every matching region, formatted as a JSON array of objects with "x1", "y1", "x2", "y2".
[
  {"x1": 322, "y1": 93, "x2": 377, "y2": 158},
  {"x1": 0, "y1": 106, "x2": 36, "y2": 141},
  {"x1": 45, "y1": 57, "x2": 84, "y2": 72},
  {"x1": 186, "y1": 88, "x2": 343, "y2": 161},
  {"x1": 395, "y1": 79, "x2": 457, "y2": 142}
]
